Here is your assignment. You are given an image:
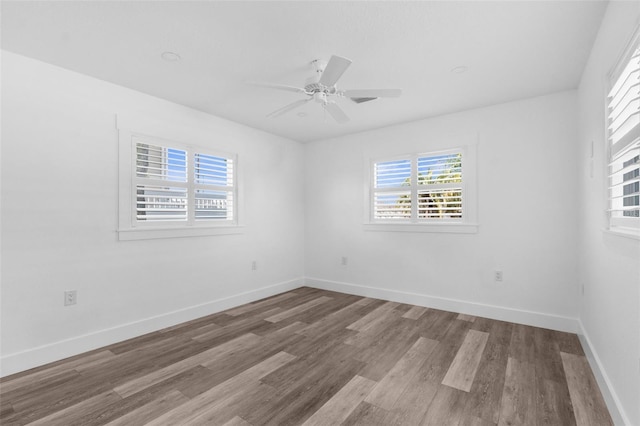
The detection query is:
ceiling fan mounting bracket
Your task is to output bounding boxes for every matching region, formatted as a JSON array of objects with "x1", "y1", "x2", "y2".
[{"x1": 310, "y1": 59, "x2": 327, "y2": 75}]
